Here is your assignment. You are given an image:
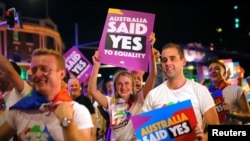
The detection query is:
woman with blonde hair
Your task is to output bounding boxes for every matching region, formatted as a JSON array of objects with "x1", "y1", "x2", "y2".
[{"x1": 88, "y1": 32, "x2": 158, "y2": 141}]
